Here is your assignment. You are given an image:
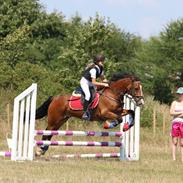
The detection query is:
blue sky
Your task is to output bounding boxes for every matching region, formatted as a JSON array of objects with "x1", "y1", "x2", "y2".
[{"x1": 39, "y1": 0, "x2": 183, "y2": 39}]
